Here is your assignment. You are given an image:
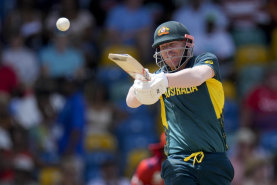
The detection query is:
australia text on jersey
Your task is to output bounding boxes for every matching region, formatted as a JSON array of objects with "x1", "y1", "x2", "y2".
[{"x1": 164, "y1": 86, "x2": 198, "y2": 98}]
